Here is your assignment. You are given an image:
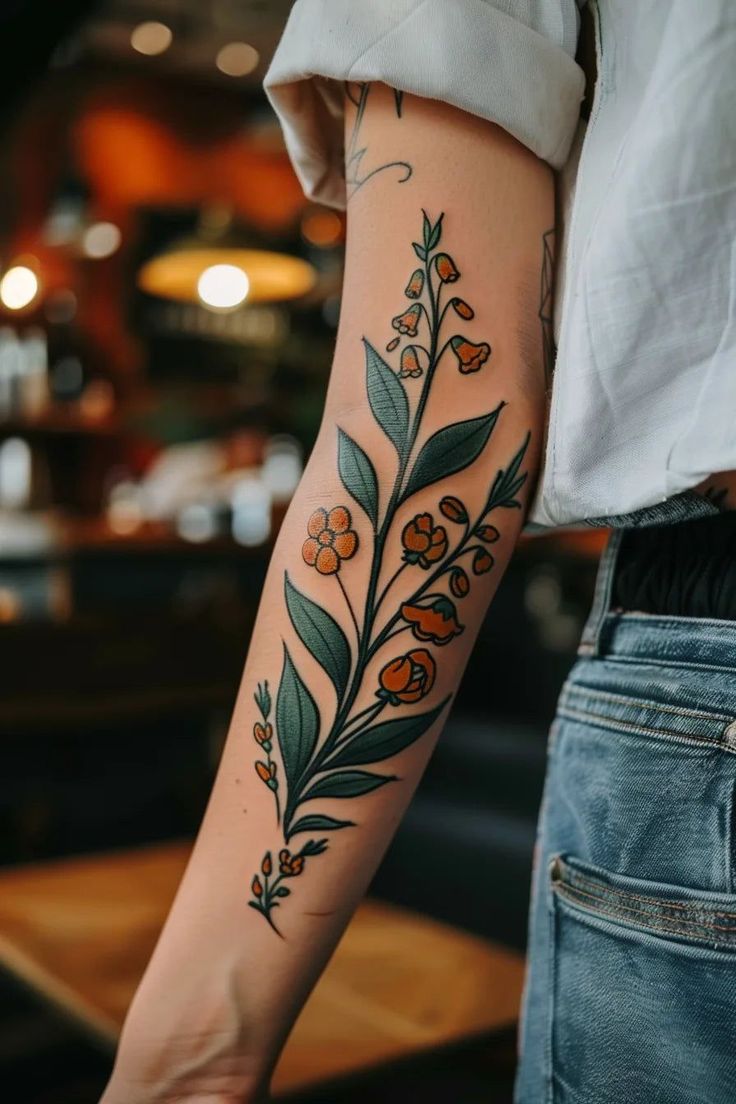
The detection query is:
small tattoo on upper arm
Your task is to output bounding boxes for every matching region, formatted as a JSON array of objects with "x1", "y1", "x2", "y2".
[
  {"x1": 247, "y1": 211, "x2": 532, "y2": 934},
  {"x1": 345, "y1": 82, "x2": 413, "y2": 200}
]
